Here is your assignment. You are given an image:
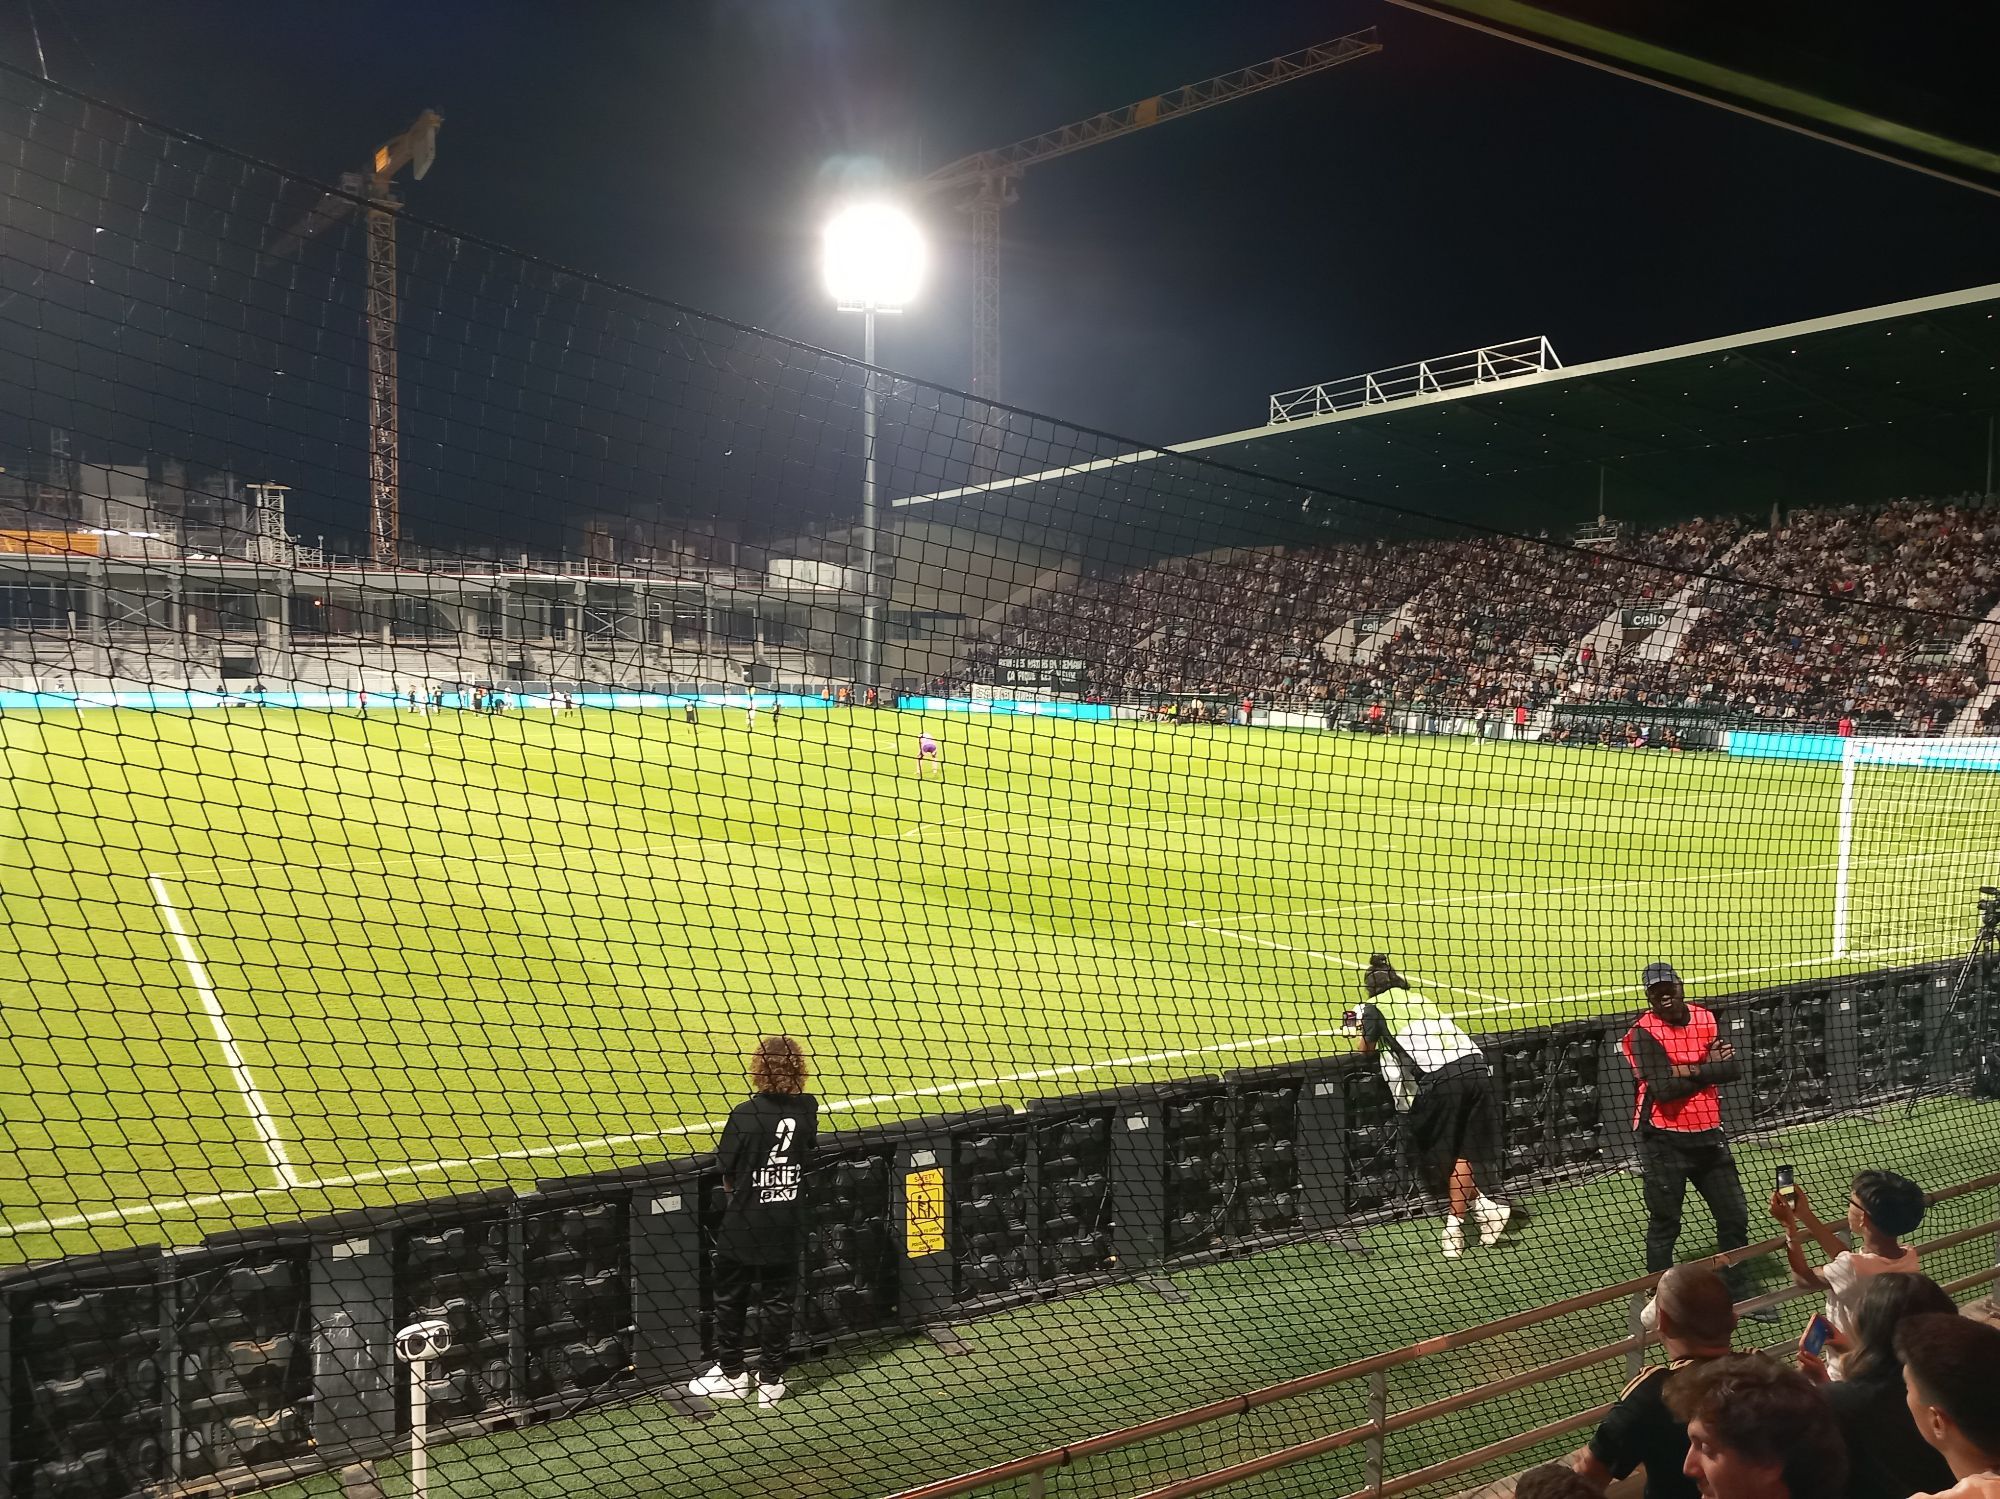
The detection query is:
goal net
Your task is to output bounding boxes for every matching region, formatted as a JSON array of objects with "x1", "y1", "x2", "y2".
[{"x1": 1834, "y1": 736, "x2": 2000, "y2": 959}]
